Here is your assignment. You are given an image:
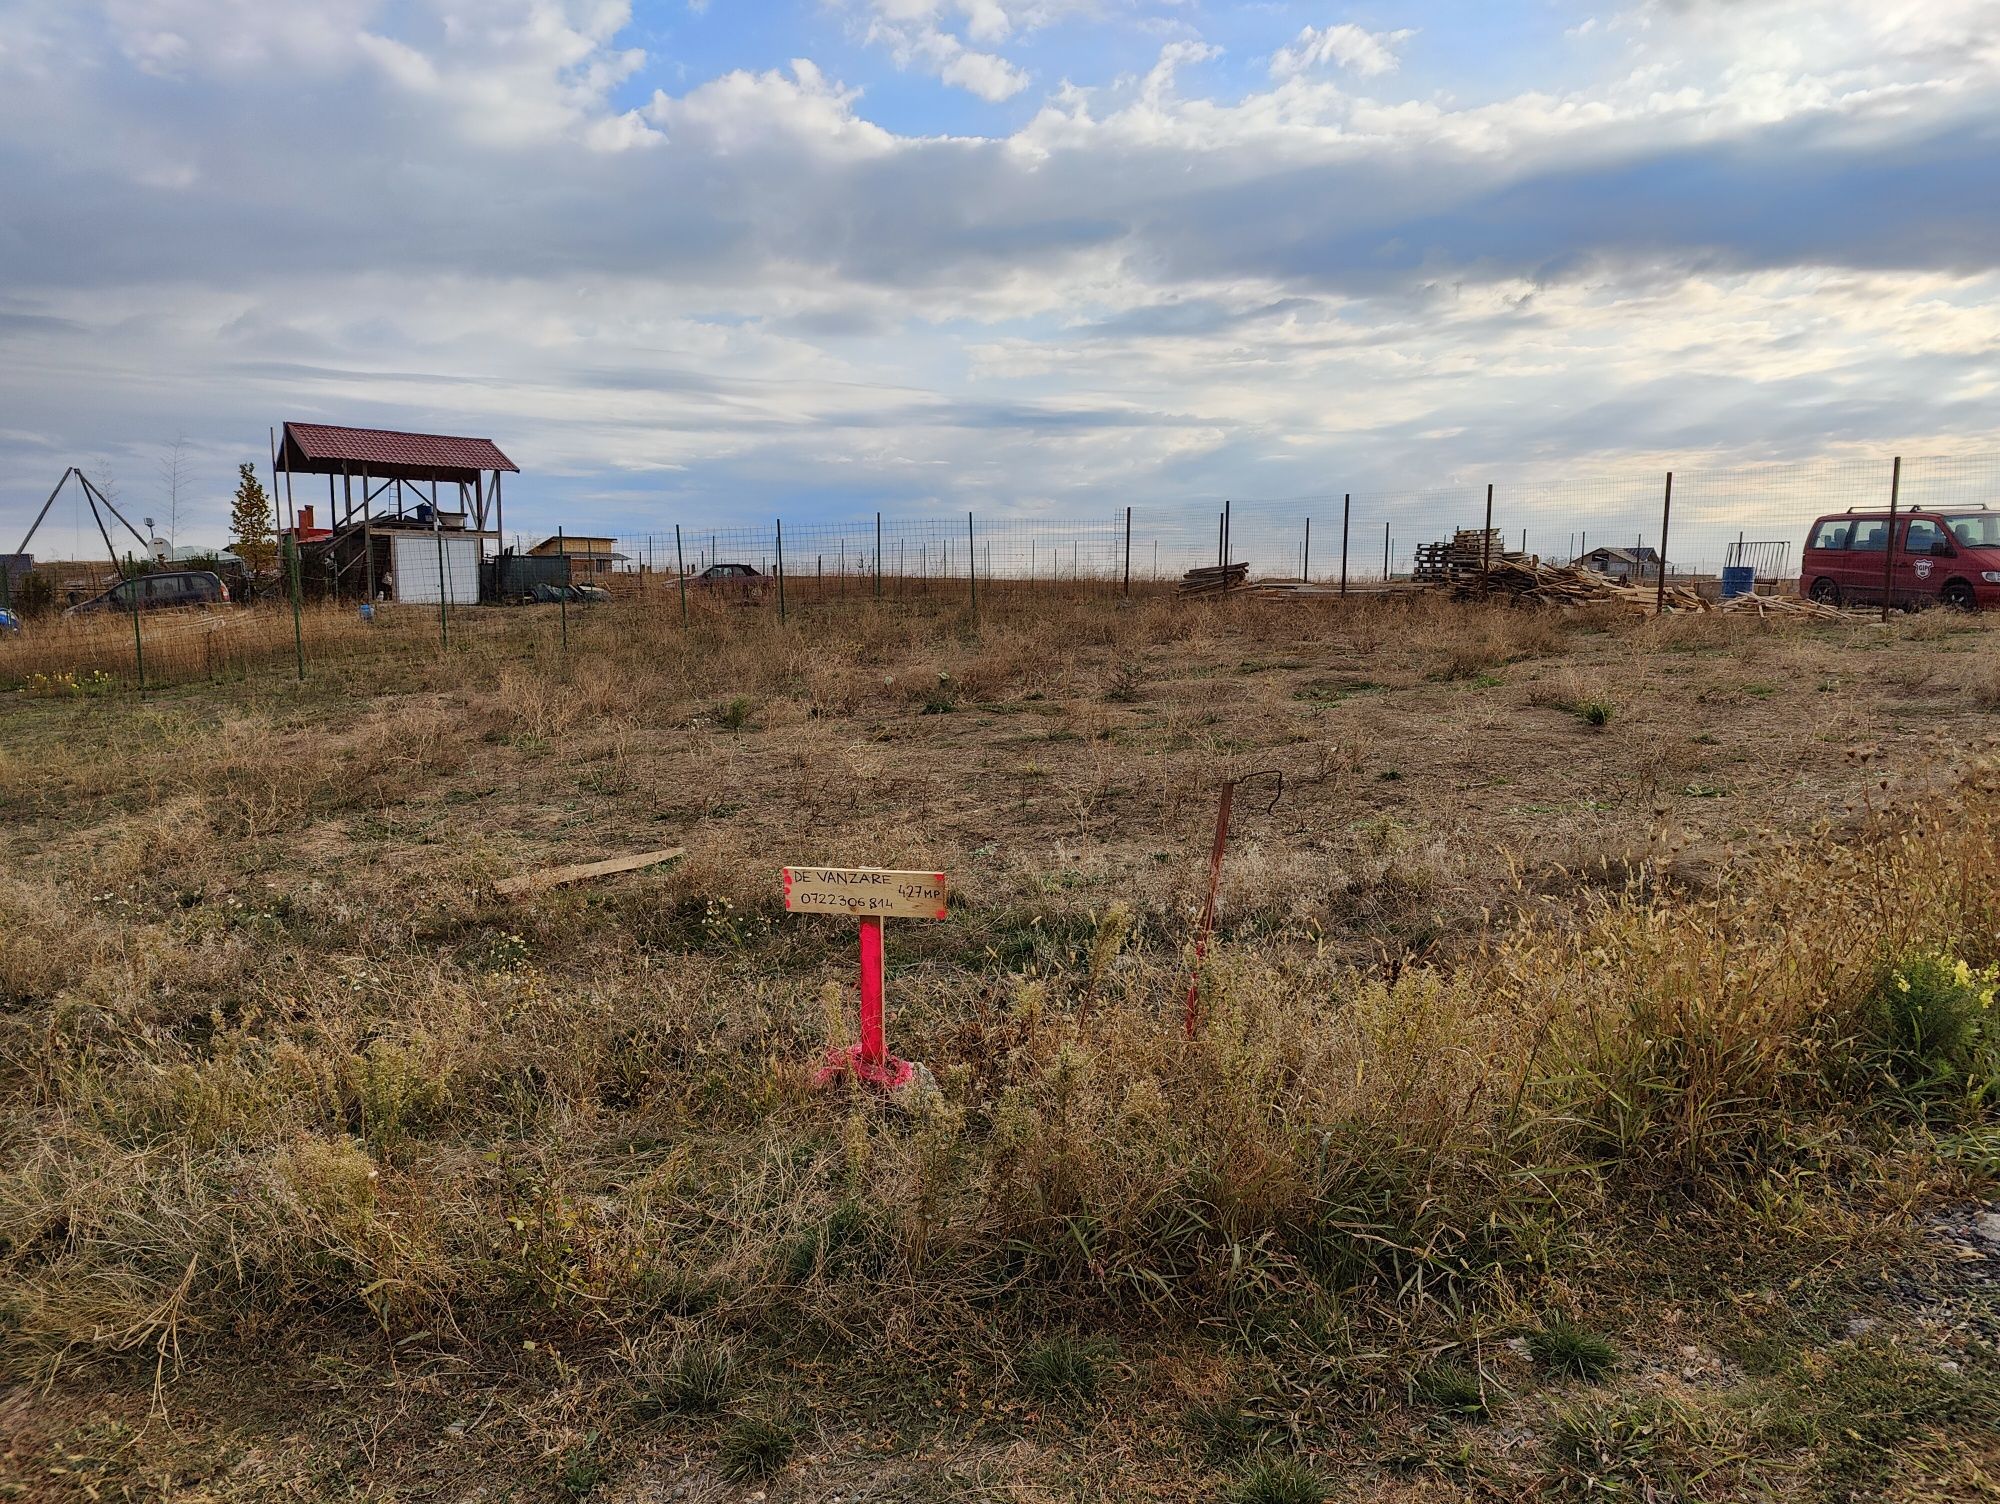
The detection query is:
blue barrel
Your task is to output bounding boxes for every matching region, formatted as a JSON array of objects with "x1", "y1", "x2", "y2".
[
  {"x1": 1720, "y1": 565, "x2": 1755, "y2": 600},
  {"x1": 358, "y1": 601, "x2": 376, "y2": 623}
]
